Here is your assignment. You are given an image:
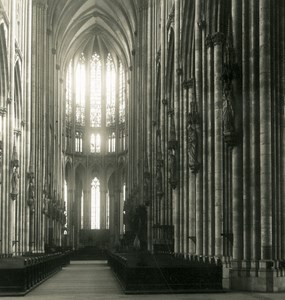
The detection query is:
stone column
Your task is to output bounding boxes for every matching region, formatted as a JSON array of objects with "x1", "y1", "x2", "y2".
[
  {"x1": 206, "y1": 35, "x2": 215, "y2": 256},
  {"x1": 100, "y1": 182, "x2": 107, "y2": 229},
  {"x1": 249, "y1": 0, "x2": 260, "y2": 262},
  {"x1": 232, "y1": 0, "x2": 243, "y2": 261},
  {"x1": 213, "y1": 32, "x2": 224, "y2": 257},
  {"x1": 259, "y1": 0, "x2": 272, "y2": 260},
  {"x1": 8, "y1": 0, "x2": 16, "y2": 255},
  {"x1": 195, "y1": 0, "x2": 203, "y2": 256},
  {"x1": 242, "y1": 0, "x2": 251, "y2": 261}
]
